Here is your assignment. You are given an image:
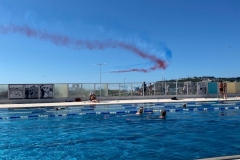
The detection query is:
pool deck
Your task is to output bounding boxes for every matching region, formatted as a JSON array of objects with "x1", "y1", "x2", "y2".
[
  {"x1": 0, "y1": 97, "x2": 239, "y2": 109},
  {"x1": 197, "y1": 154, "x2": 240, "y2": 160}
]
